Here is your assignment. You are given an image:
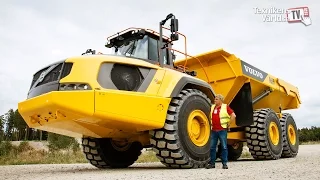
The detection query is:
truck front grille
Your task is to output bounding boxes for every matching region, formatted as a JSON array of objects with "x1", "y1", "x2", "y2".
[
  {"x1": 37, "y1": 63, "x2": 63, "y2": 86},
  {"x1": 30, "y1": 62, "x2": 73, "y2": 90}
]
